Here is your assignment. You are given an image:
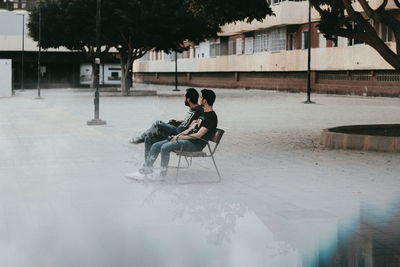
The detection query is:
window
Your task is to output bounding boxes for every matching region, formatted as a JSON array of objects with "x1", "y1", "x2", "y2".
[
  {"x1": 337, "y1": 36, "x2": 348, "y2": 47},
  {"x1": 302, "y1": 31, "x2": 309, "y2": 49},
  {"x1": 219, "y1": 41, "x2": 228, "y2": 56},
  {"x1": 210, "y1": 43, "x2": 217, "y2": 57},
  {"x1": 380, "y1": 23, "x2": 393, "y2": 42},
  {"x1": 254, "y1": 27, "x2": 287, "y2": 53},
  {"x1": 108, "y1": 72, "x2": 121, "y2": 81},
  {"x1": 228, "y1": 40, "x2": 235, "y2": 55},
  {"x1": 254, "y1": 32, "x2": 266, "y2": 52},
  {"x1": 245, "y1": 37, "x2": 254, "y2": 54},
  {"x1": 287, "y1": 32, "x2": 297, "y2": 50},
  {"x1": 319, "y1": 33, "x2": 326, "y2": 48},
  {"x1": 348, "y1": 22, "x2": 364, "y2": 46},
  {"x1": 163, "y1": 52, "x2": 174, "y2": 61},
  {"x1": 236, "y1": 38, "x2": 244, "y2": 55},
  {"x1": 269, "y1": 28, "x2": 286, "y2": 51}
]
